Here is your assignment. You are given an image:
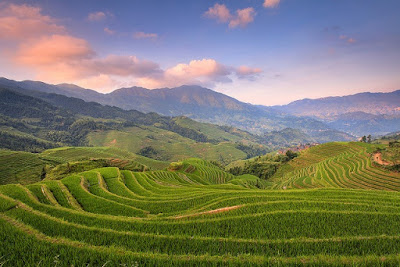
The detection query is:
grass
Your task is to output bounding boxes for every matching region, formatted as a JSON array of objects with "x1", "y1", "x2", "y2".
[
  {"x1": 87, "y1": 125, "x2": 248, "y2": 163},
  {"x1": 0, "y1": 146, "x2": 170, "y2": 185},
  {"x1": 0, "y1": 150, "x2": 49, "y2": 185},
  {"x1": 270, "y1": 142, "x2": 400, "y2": 190},
  {"x1": 1, "y1": 142, "x2": 400, "y2": 265}
]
